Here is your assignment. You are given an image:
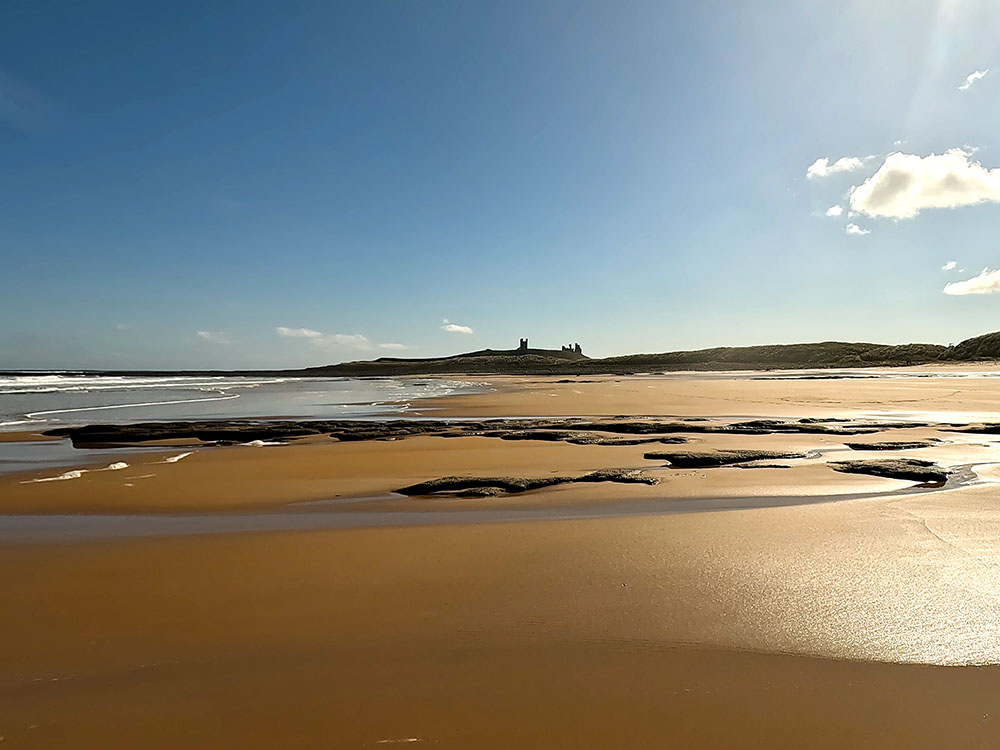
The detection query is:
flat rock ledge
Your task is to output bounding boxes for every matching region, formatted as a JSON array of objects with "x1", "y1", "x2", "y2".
[
  {"x1": 844, "y1": 440, "x2": 939, "y2": 451},
  {"x1": 397, "y1": 469, "x2": 659, "y2": 498},
  {"x1": 643, "y1": 450, "x2": 810, "y2": 468},
  {"x1": 44, "y1": 416, "x2": 934, "y2": 448},
  {"x1": 827, "y1": 459, "x2": 952, "y2": 484}
]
